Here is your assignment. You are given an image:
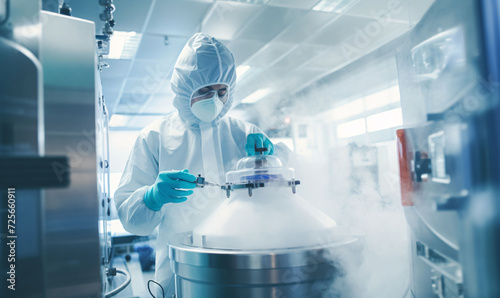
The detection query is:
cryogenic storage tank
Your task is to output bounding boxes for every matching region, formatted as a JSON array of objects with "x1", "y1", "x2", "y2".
[{"x1": 169, "y1": 154, "x2": 357, "y2": 297}]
